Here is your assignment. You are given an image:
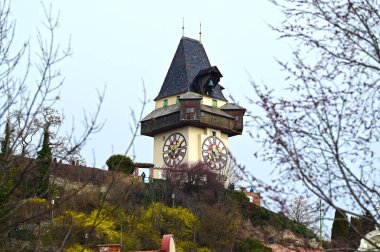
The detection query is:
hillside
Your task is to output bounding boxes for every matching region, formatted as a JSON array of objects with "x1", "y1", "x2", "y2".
[{"x1": 0, "y1": 162, "x2": 318, "y2": 251}]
